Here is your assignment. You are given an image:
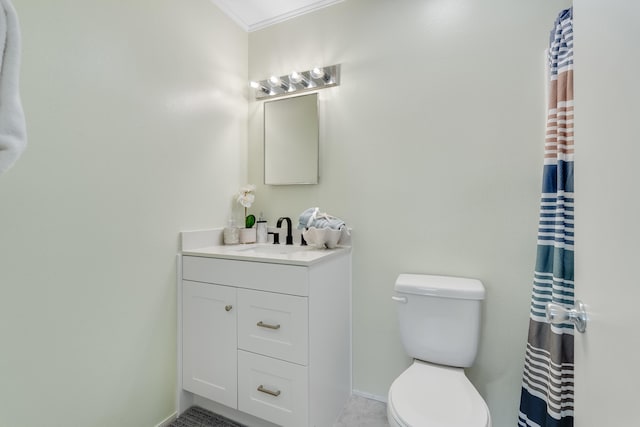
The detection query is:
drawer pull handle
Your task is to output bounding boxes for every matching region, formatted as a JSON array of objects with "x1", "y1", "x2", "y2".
[
  {"x1": 225, "y1": 305, "x2": 233, "y2": 312},
  {"x1": 257, "y1": 385, "x2": 281, "y2": 397},
  {"x1": 257, "y1": 321, "x2": 280, "y2": 330}
]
